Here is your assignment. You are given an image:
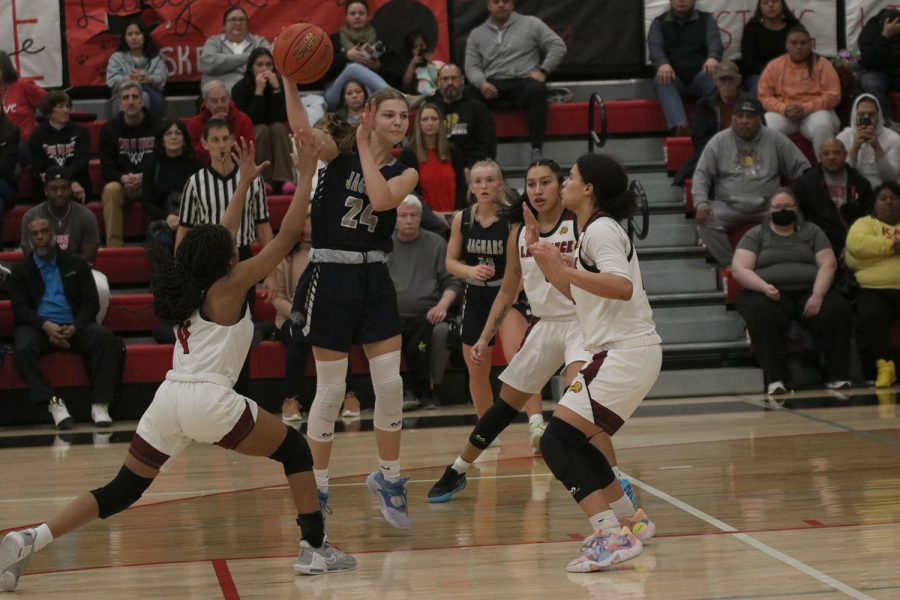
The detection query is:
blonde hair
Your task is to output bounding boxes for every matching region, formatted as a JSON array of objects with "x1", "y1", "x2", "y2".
[
  {"x1": 412, "y1": 103, "x2": 450, "y2": 162},
  {"x1": 468, "y1": 159, "x2": 513, "y2": 219}
]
